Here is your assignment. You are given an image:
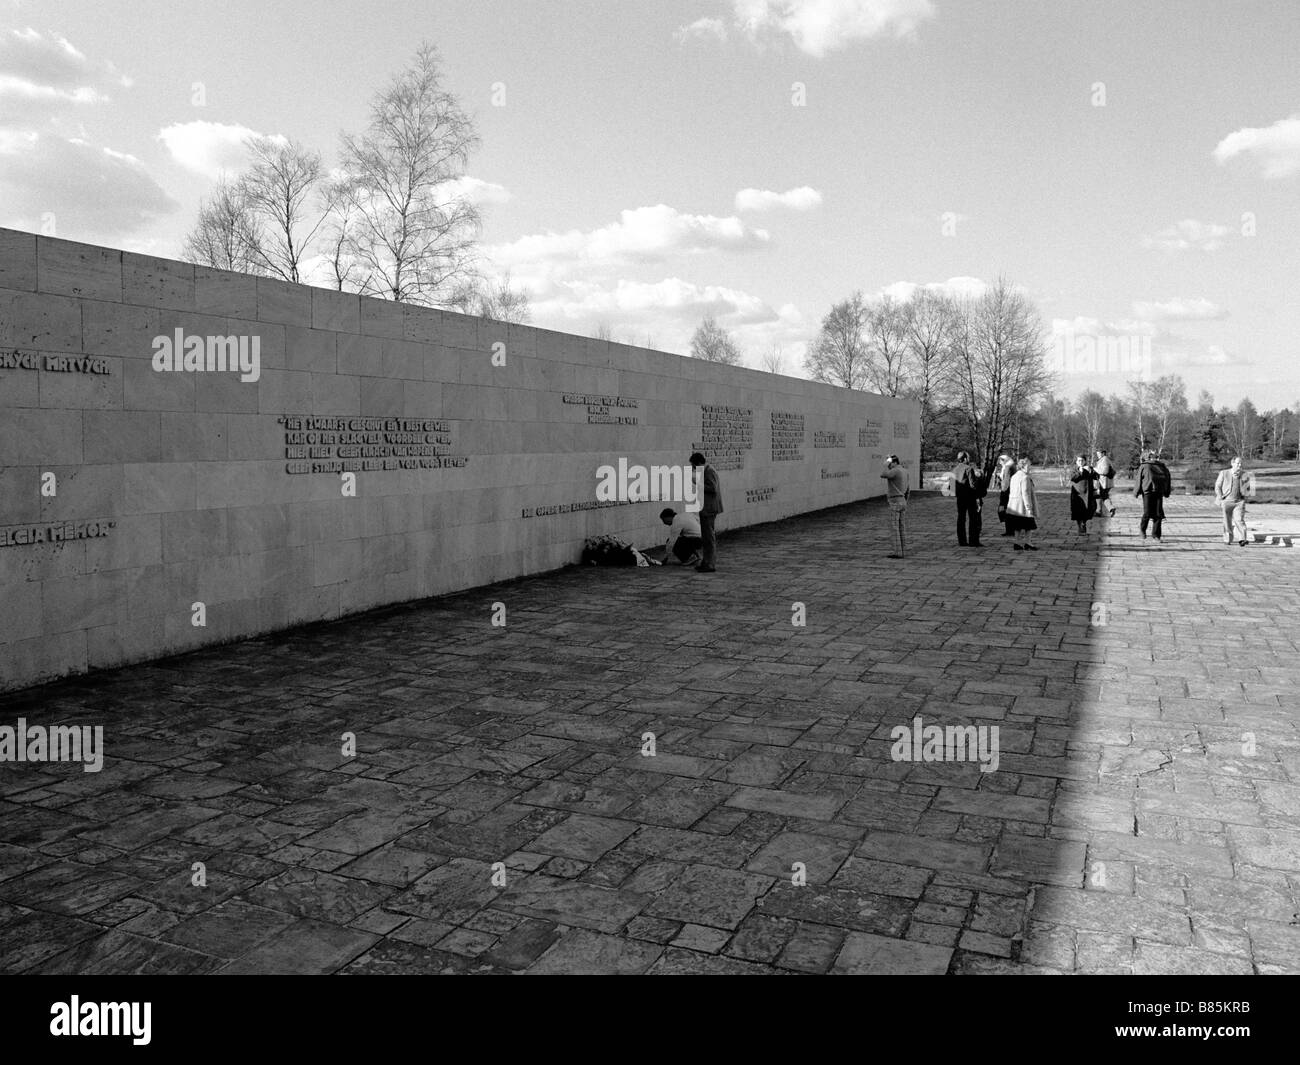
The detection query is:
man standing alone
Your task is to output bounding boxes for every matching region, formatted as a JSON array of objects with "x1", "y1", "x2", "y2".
[
  {"x1": 952, "y1": 450, "x2": 983, "y2": 547},
  {"x1": 880, "y1": 454, "x2": 910, "y2": 559},
  {"x1": 690, "y1": 452, "x2": 722, "y2": 572},
  {"x1": 1214, "y1": 455, "x2": 1255, "y2": 547}
]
